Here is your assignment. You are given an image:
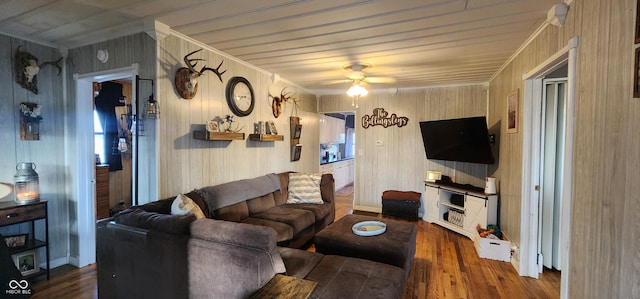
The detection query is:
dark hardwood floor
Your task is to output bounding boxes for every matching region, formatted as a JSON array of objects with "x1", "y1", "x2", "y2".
[{"x1": 31, "y1": 184, "x2": 560, "y2": 298}]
